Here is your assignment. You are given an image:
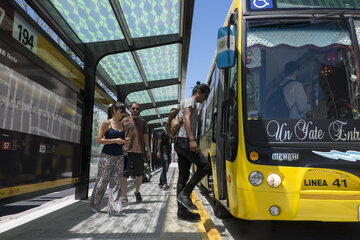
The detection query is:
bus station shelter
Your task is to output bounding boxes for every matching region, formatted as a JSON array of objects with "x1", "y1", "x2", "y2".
[{"x1": 7, "y1": 0, "x2": 195, "y2": 200}]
